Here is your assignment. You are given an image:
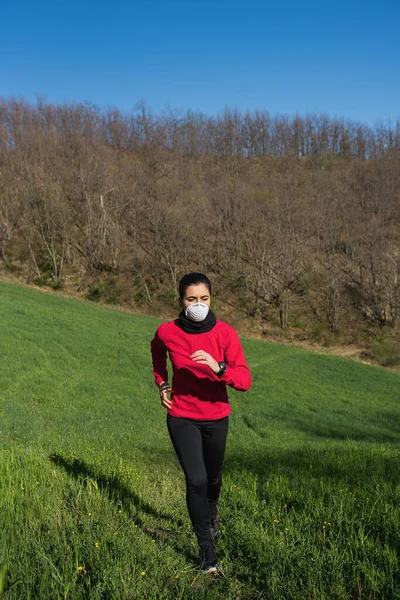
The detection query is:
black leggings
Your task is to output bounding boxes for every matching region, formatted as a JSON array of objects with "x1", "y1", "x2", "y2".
[{"x1": 167, "y1": 414, "x2": 229, "y2": 548}]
